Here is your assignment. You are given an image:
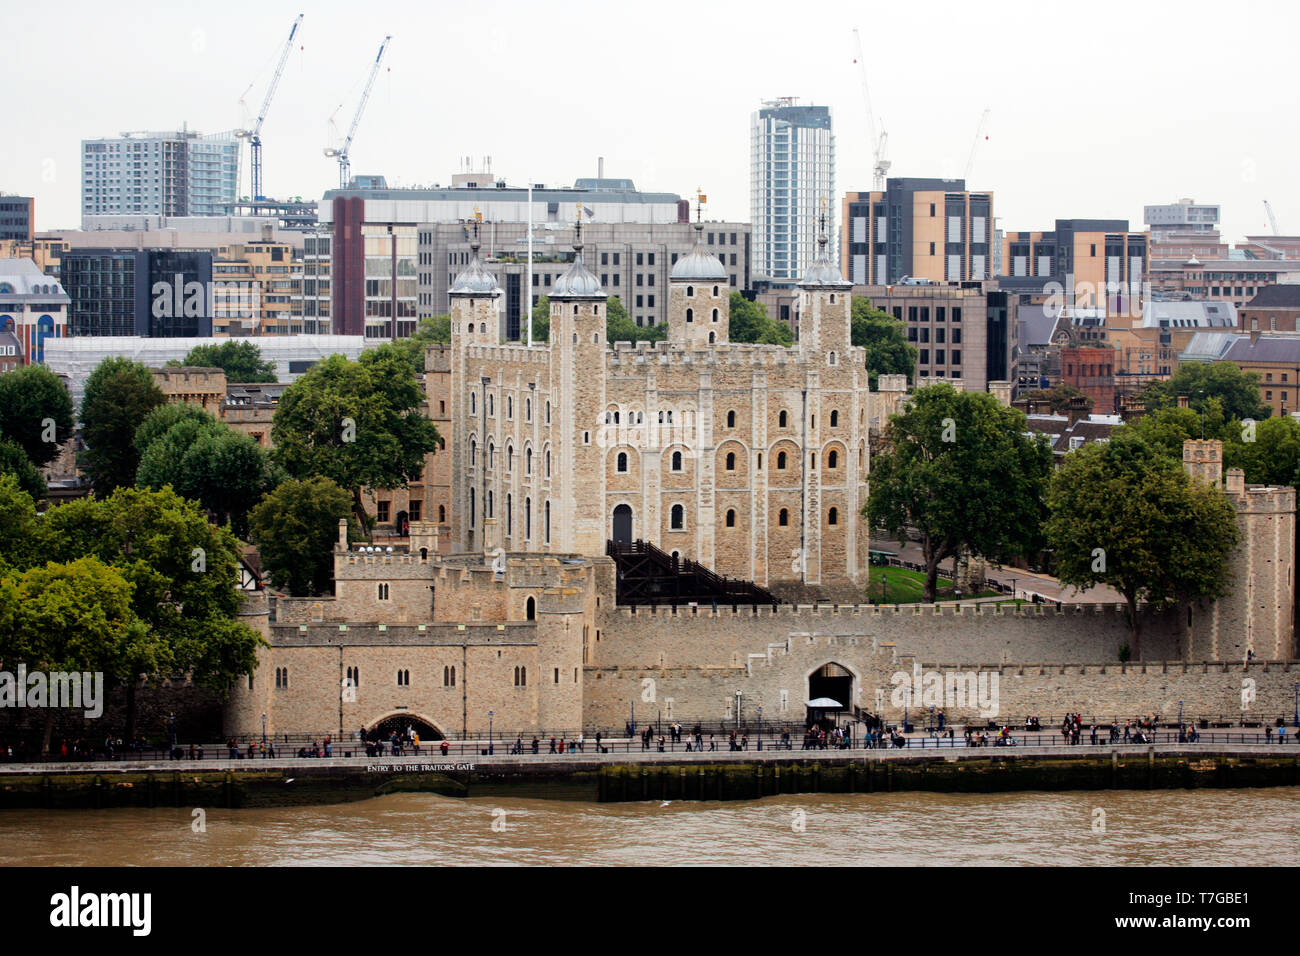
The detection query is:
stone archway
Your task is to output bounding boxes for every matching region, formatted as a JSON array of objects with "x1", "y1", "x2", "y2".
[
  {"x1": 612, "y1": 503, "x2": 633, "y2": 545},
  {"x1": 807, "y1": 662, "x2": 855, "y2": 728},
  {"x1": 365, "y1": 712, "x2": 446, "y2": 741}
]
